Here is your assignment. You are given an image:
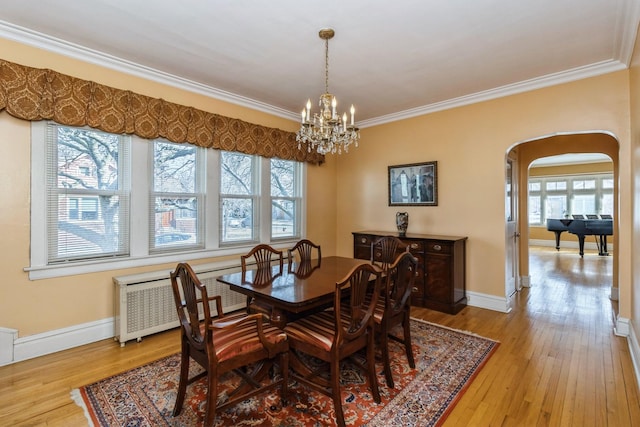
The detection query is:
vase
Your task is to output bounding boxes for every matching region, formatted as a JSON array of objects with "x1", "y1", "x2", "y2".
[{"x1": 396, "y1": 212, "x2": 409, "y2": 237}]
